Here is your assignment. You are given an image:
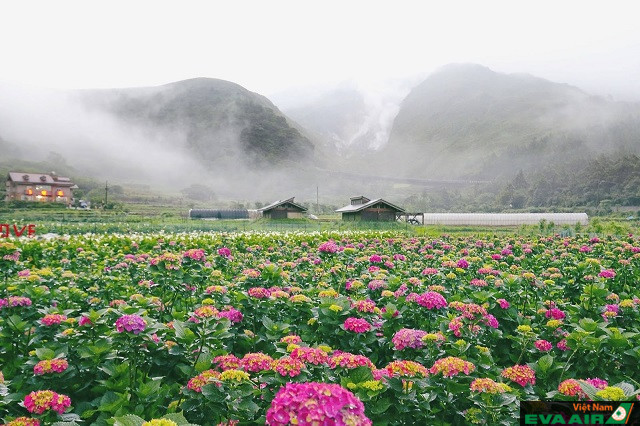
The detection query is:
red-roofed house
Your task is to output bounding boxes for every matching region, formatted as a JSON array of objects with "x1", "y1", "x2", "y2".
[{"x1": 5, "y1": 172, "x2": 77, "y2": 205}]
